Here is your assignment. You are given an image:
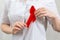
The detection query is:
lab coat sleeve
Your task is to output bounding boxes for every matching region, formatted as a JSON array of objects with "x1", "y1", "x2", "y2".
[
  {"x1": 45, "y1": 0, "x2": 60, "y2": 17},
  {"x1": 45, "y1": 0, "x2": 60, "y2": 26},
  {"x1": 1, "y1": 0, "x2": 10, "y2": 24}
]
